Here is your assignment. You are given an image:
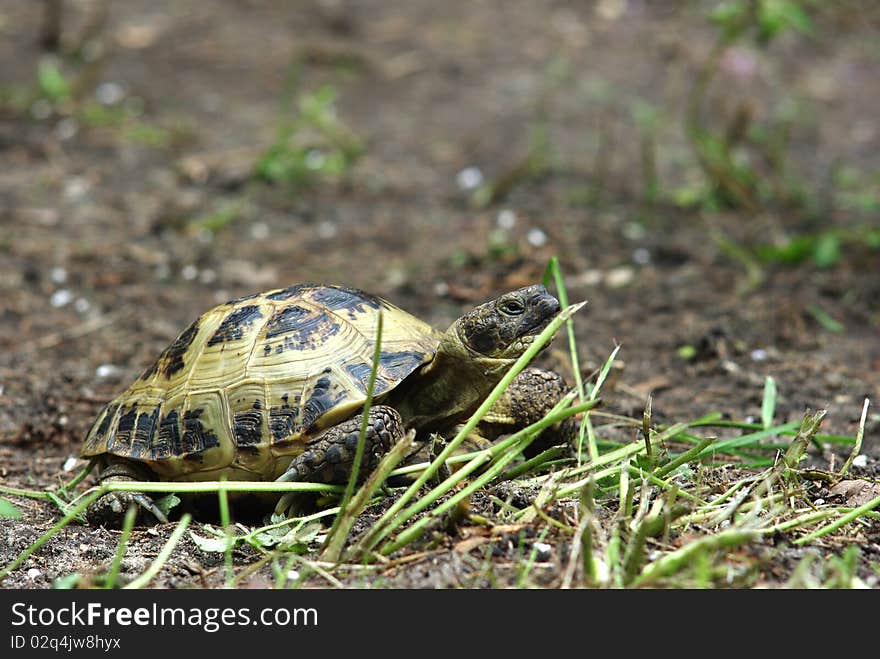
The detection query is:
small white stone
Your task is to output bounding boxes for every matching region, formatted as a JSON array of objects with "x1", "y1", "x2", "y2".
[
  {"x1": 533, "y1": 542, "x2": 552, "y2": 561},
  {"x1": 250, "y1": 222, "x2": 270, "y2": 240},
  {"x1": 814, "y1": 498, "x2": 825, "y2": 506},
  {"x1": 27, "y1": 568, "x2": 41, "y2": 580},
  {"x1": 79, "y1": 544, "x2": 90, "y2": 553},
  {"x1": 750, "y1": 349, "x2": 768, "y2": 362},
  {"x1": 433, "y1": 280, "x2": 449, "y2": 296},
  {"x1": 181, "y1": 265, "x2": 199, "y2": 281},
  {"x1": 74, "y1": 297, "x2": 91, "y2": 313},
  {"x1": 63, "y1": 177, "x2": 90, "y2": 201},
  {"x1": 456, "y1": 166, "x2": 483, "y2": 190},
  {"x1": 576, "y1": 269, "x2": 603, "y2": 287},
  {"x1": 286, "y1": 569, "x2": 300, "y2": 581},
  {"x1": 317, "y1": 221, "x2": 338, "y2": 239},
  {"x1": 605, "y1": 266, "x2": 634, "y2": 288},
  {"x1": 632, "y1": 248, "x2": 651, "y2": 265},
  {"x1": 62, "y1": 456, "x2": 78, "y2": 472},
  {"x1": 95, "y1": 81, "x2": 125, "y2": 105},
  {"x1": 199, "y1": 268, "x2": 217, "y2": 284},
  {"x1": 30, "y1": 99, "x2": 52, "y2": 120},
  {"x1": 496, "y1": 209, "x2": 517, "y2": 229},
  {"x1": 50, "y1": 267, "x2": 68, "y2": 284},
  {"x1": 54, "y1": 117, "x2": 78, "y2": 141},
  {"x1": 853, "y1": 455, "x2": 868, "y2": 468},
  {"x1": 50, "y1": 289, "x2": 74, "y2": 307},
  {"x1": 526, "y1": 227, "x2": 548, "y2": 247},
  {"x1": 96, "y1": 363, "x2": 123, "y2": 379}
]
